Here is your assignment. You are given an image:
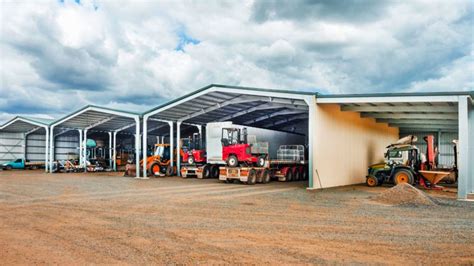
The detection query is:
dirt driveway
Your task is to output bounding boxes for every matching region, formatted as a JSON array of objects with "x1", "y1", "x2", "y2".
[{"x1": 0, "y1": 170, "x2": 473, "y2": 264}]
